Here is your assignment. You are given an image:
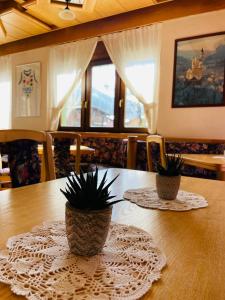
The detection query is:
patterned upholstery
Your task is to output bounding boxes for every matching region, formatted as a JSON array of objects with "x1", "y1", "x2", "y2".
[
  {"x1": 1, "y1": 140, "x2": 41, "y2": 188},
  {"x1": 135, "y1": 140, "x2": 225, "y2": 179},
  {"x1": 53, "y1": 138, "x2": 74, "y2": 178},
  {"x1": 81, "y1": 138, "x2": 126, "y2": 168},
  {"x1": 166, "y1": 142, "x2": 224, "y2": 155},
  {"x1": 81, "y1": 138, "x2": 225, "y2": 180},
  {"x1": 166, "y1": 142, "x2": 224, "y2": 179}
]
